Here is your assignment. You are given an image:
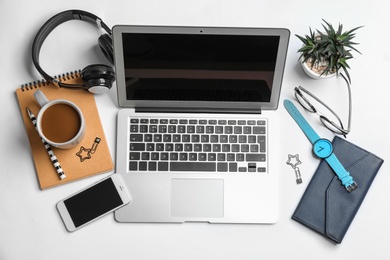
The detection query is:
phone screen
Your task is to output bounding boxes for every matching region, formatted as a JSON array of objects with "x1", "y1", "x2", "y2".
[{"x1": 63, "y1": 178, "x2": 123, "y2": 228}]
